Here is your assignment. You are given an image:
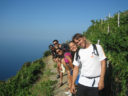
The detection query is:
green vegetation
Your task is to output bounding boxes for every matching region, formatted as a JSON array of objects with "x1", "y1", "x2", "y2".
[
  {"x1": 43, "y1": 50, "x2": 51, "y2": 57},
  {"x1": 0, "y1": 57, "x2": 57, "y2": 96},
  {"x1": 0, "y1": 59, "x2": 44, "y2": 96},
  {"x1": 83, "y1": 10, "x2": 128, "y2": 96},
  {"x1": 0, "y1": 10, "x2": 127, "y2": 96},
  {"x1": 54, "y1": 63, "x2": 57, "y2": 68},
  {"x1": 44, "y1": 69, "x2": 55, "y2": 76},
  {"x1": 31, "y1": 80, "x2": 57, "y2": 96}
]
